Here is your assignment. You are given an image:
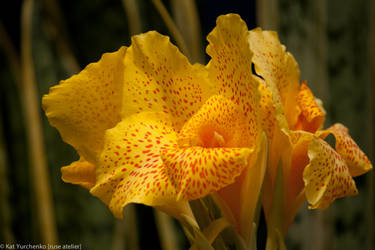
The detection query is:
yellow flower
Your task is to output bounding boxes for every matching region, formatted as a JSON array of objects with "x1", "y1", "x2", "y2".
[
  {"x1": 42, "y1": 14, "x2": 266, "y2": 242},
  {"x1": 249, "y1": 28, "x2": 372, "y2": 234}
]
